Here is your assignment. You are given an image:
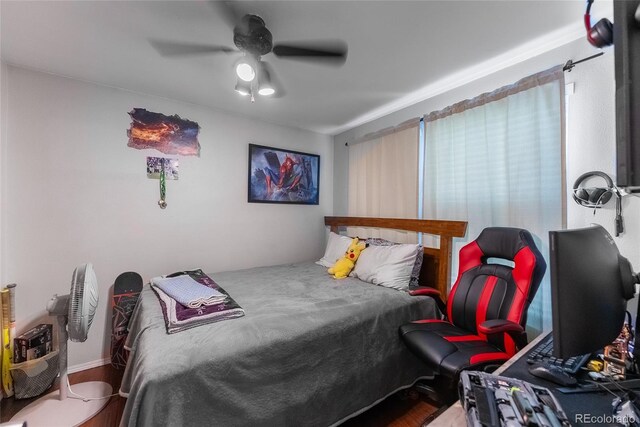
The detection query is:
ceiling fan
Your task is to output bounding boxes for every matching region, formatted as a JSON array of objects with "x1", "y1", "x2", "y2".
[{"x1": 151, "y1": 1, "x2": 348, "y2": 101}]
